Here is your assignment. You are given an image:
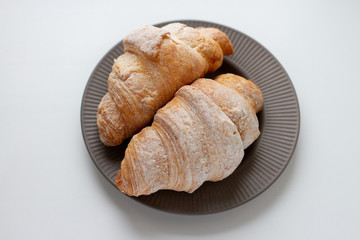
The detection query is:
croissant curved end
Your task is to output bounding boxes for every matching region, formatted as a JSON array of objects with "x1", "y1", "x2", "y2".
[
  {"x1": 97, "y1": 93, "x2": 127, "y2": 146},
  {"x1": 197, "y1": 27, "x2": 234, "y2": 55},
  {"x1": 115, "y1": 170, "x2": 137, "y2": 196},
  {"x1": 215, "y1": 73, "x2": 264, "y2": 113},
  {"x1": 97, "y1": 111, "x2": 126, "y2": 146}
]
